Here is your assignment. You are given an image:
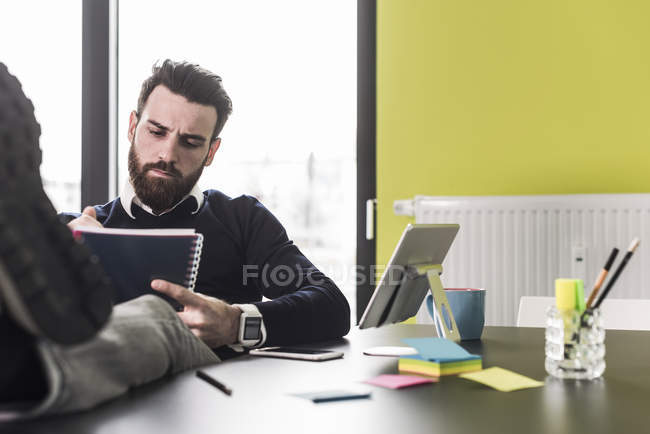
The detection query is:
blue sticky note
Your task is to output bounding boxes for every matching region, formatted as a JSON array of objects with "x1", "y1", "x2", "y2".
[
  {"x1": 402, "y1": 337, "x2": 479, "y2": 362},
  {"x1": 292, "y1": 389, "x2": 371, "y2": 403}
]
